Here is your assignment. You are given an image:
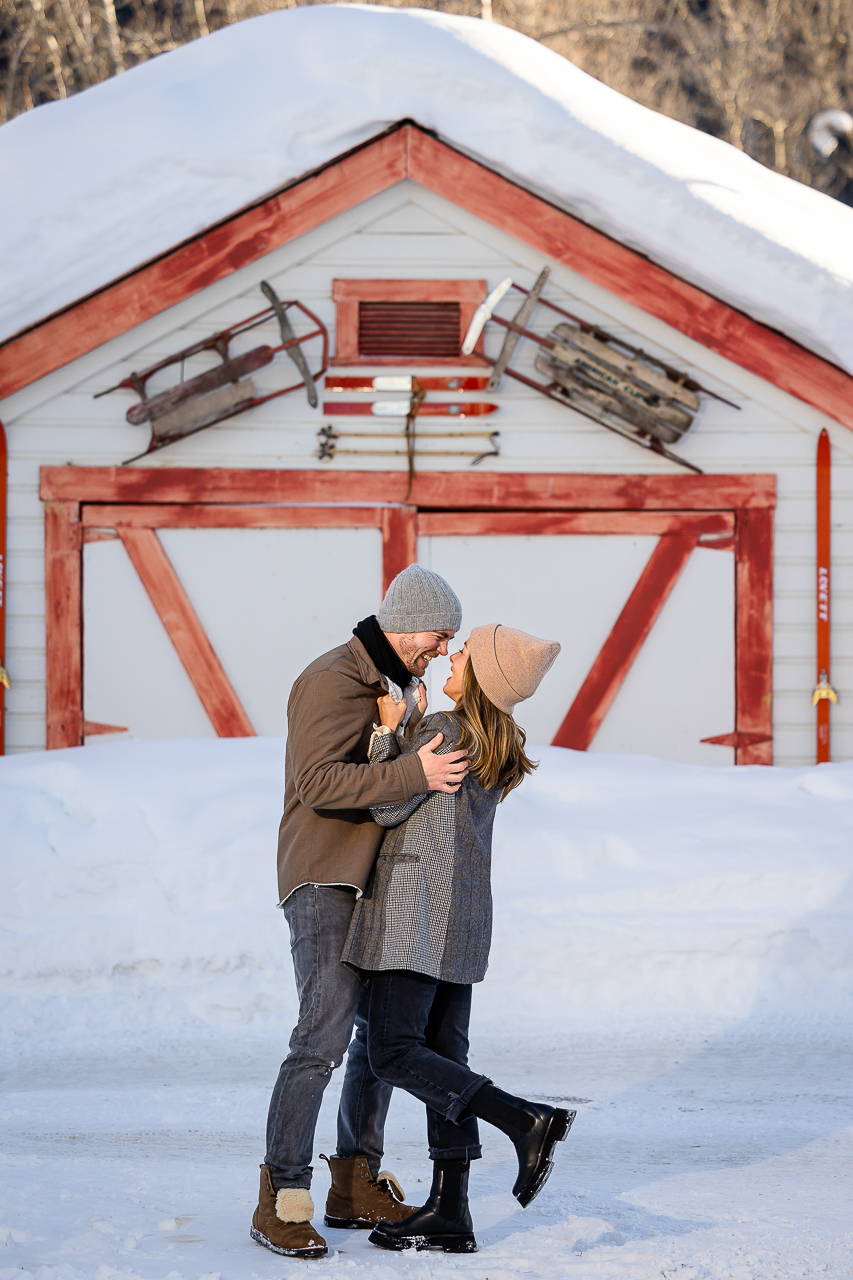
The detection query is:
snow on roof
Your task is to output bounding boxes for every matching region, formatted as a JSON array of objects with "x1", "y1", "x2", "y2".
[{"x1": 2, "y1": 4, "x2": 852, "y2": 374}]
